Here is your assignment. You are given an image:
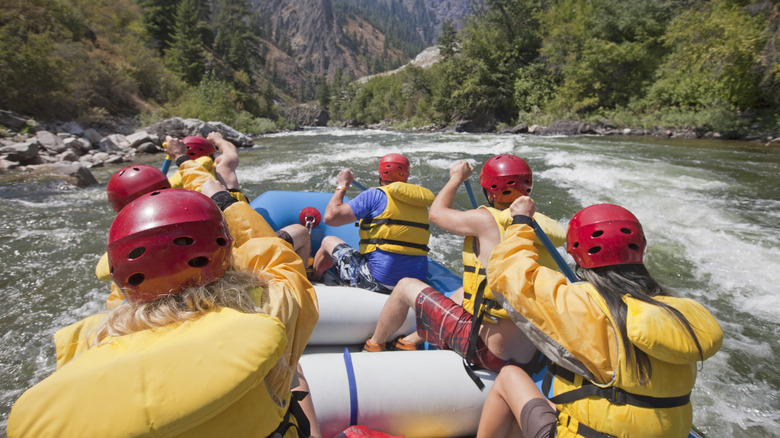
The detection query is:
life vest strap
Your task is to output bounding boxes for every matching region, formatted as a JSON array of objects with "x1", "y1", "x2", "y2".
[
  {"x1": 359, "y1": 237, "x2": 430, "y2": 252},
  {"x1": 463, "y1": 265, "x2": 487, "y2": 276},
  {"x1": 268, "y1": 390, "x2": 310, "y2": 438},
  {"x1": 546, "y1": 364, "x2": 691, "y2": 409},
  {"x1": 463, "y1": 292, "x2": 502, "y2": 311},
  {"x1": 576, "y1": 421, "x2": 617, "y2": 438},
  {"x1": 462, "y1": 278, "x2": 489, "y2": 390},
  {"x1": 359, "y1": 218, "x2": 430, "y2": 230}
]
